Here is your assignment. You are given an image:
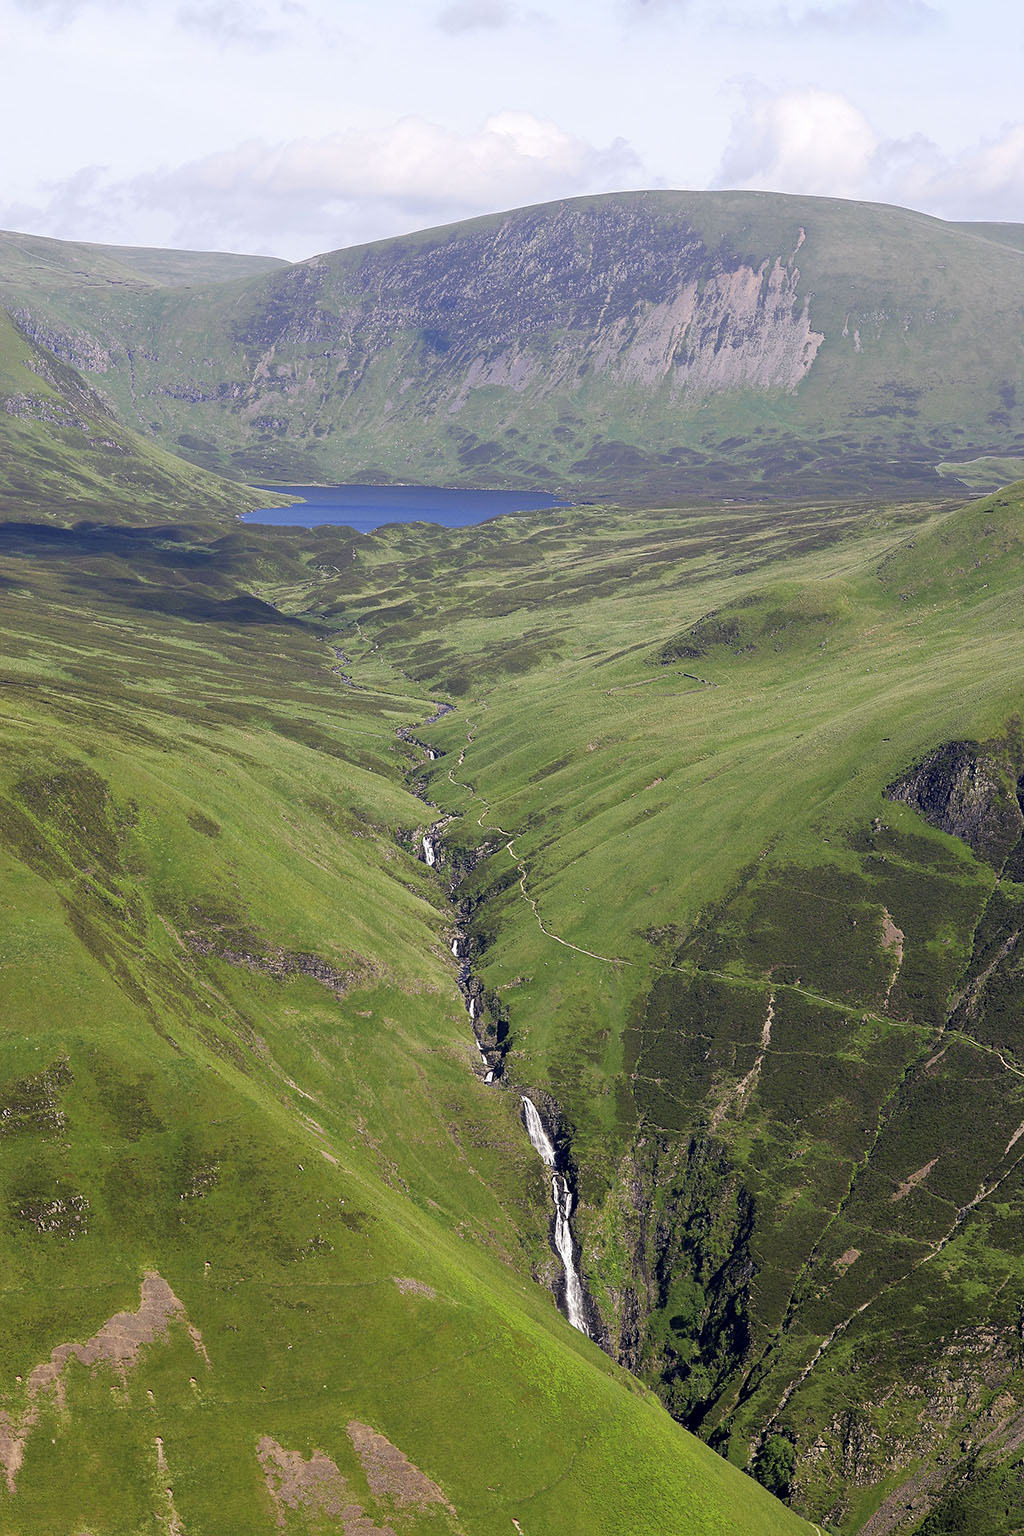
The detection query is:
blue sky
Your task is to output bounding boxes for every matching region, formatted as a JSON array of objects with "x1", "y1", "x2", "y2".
[{"x1": 2, "y1": 0, "x2": 1021, "y2": 257}]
